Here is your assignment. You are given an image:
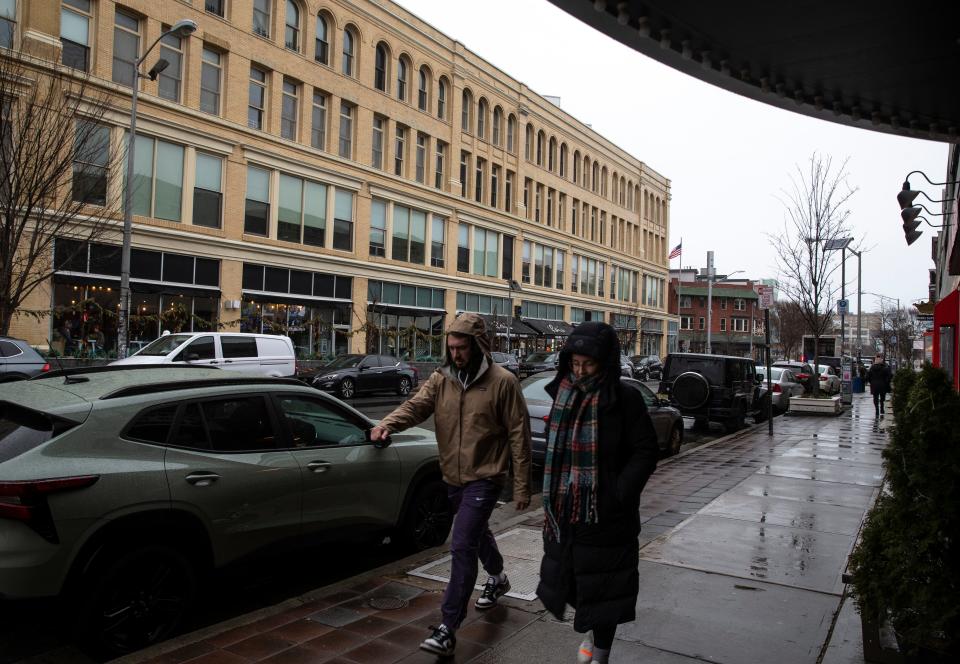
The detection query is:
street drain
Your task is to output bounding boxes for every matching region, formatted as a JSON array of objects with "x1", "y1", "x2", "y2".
[{"x1": 368, "y1": 596, "x2": 408, "y2": 610}]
